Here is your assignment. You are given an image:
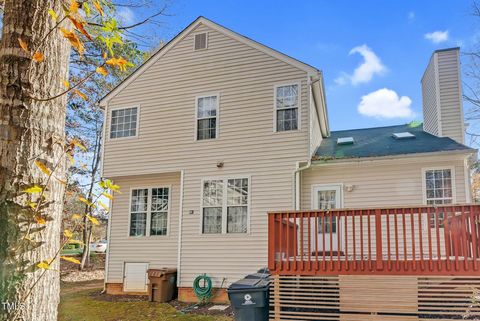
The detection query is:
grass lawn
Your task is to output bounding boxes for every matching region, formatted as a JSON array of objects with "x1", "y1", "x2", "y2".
[{"x1": 59, "y1": 282, "x2": 233, "y2": 321}]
